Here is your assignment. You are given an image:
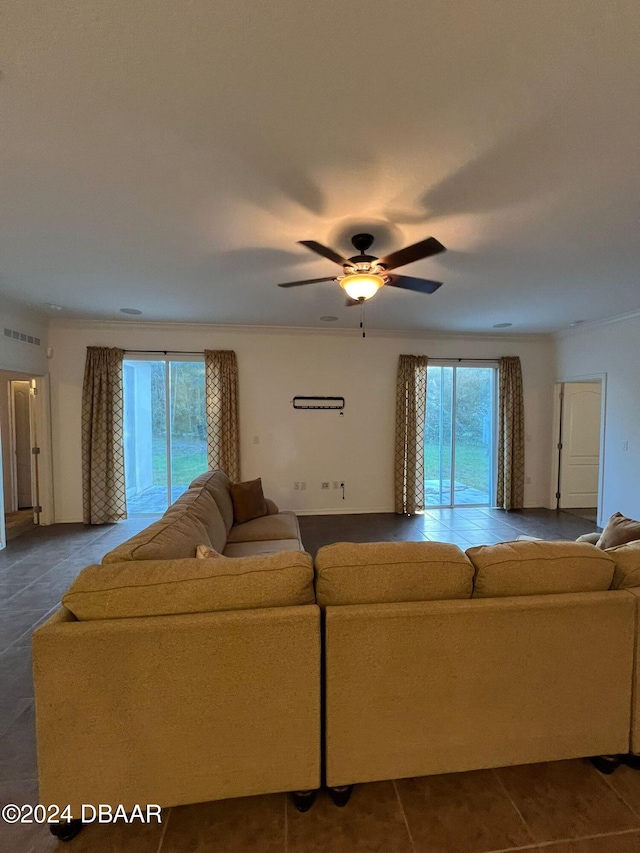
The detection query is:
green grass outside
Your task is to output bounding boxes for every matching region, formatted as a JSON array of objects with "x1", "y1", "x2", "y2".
[
  {"x1": 152, "y1": 438, "x2": 208, "y2": 487},
  {"x1": 425, "y1": 443, "x2": 490, "y2": 491},
  {"x1": 151, "y1": 438, "x2": 489, "y2": 493}
]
